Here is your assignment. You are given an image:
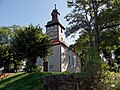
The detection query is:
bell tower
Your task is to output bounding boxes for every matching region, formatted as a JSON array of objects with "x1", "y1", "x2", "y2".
[{"x1": 46, "y1": 4, "x2": 65, "y2": 44}]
